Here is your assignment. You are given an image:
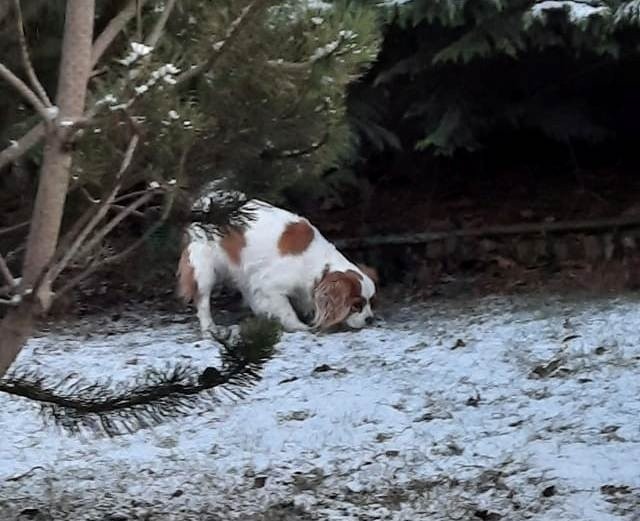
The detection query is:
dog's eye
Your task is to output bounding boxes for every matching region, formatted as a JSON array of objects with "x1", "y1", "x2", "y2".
[{"x1": 351, "y1": 299, "x2": 364, "y2": 313}]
